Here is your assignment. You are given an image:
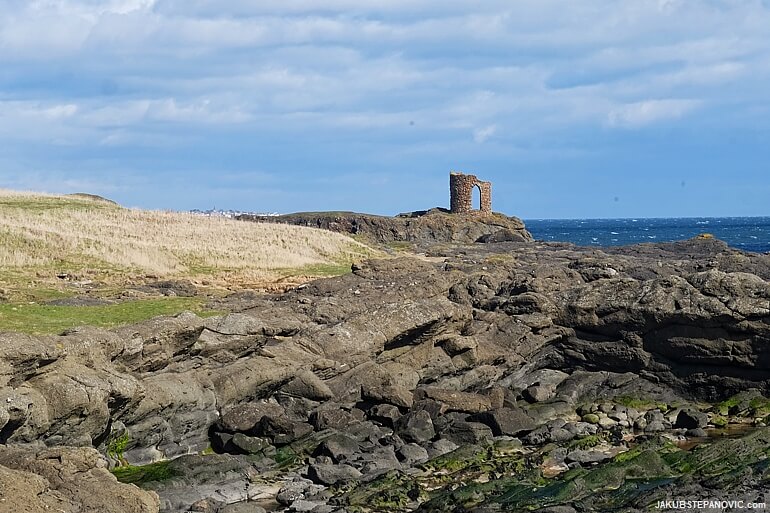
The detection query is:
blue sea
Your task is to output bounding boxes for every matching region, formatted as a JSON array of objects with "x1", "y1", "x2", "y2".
[{"x1": 524, "y1": 217, "x2": 770, "y2": 254}]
